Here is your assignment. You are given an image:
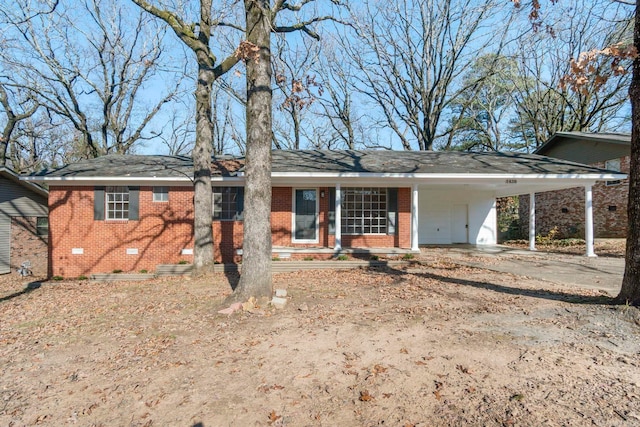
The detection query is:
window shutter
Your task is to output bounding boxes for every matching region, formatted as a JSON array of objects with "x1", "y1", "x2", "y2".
[
  {"x1": 387, "y1": 188, "x2": 398, "y2": 235},
  {"x1": 235, "y1": 187, "x2": 244, "y2": 220},
  {"x1": 328, "y1": 187, "x2": 336, "y2": 235},
  {"x1": 128, "y1": 186, "x2": 140, "y2": 220},
  {"x1": 94, "y1": 186, "x2": 105, "y2": 220}
]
